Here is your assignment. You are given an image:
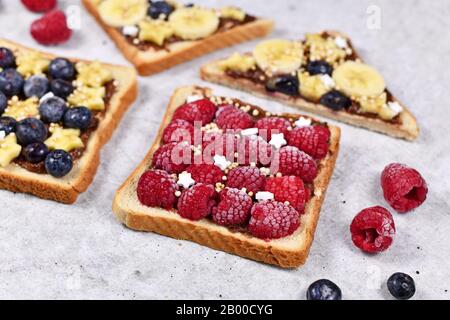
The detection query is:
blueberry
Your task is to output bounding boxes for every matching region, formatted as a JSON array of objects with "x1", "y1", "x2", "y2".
[
  {"x1": 0, "y1": 91, "x2": 7, "y2": 115},
  {"x1": 0, "y1": 68, "x2": 24, "y2": 97},
  {"x1": 0, "y1": 47, "x2": 15, "y2": 68},
  {"x1": 307, "y1": 60, "x2": 333, "y2": 75},
  {"x1": 0, "y1": 116, "x2": 17, "y2": 135},
  {"x1": 387, "y1": 272, "x2": 416, "y2": 300},
  {"x1": 48, "y1": 58, "x2": 75, "y2": 81},
  {"x1": 63, "y1": 106, "x2": 92, "y2": 130},
  {"x1": 45, "y1": 149, "x2": 73, "y2": 177},
  {"x1": 265, "y1": 75, "x2": 299, "y2": 96},
  {"x1": 15, "y1": 118, "x2": 47, "y2": 146},
  {"x1": 319, "y1": 90, "x2": 351, "y2": 110},
  {"x1": 148, "y1": 1, "x2": 174, "y2": 19},
  {"x1": 23, "y1": 75, "x2": 49, "y2": 98},
  {"x1": 307, "y1": 279, "x2": 342, "y2": 300},
  {"x1": 39, "y1": 96, "x2": 67, "y2": 123},
  {"x1": 50, "y1": 79, "x2": 74, "y2": 99},
  {"x1": 22, "y1": 142, "x2": 49, "y2": 163}
]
